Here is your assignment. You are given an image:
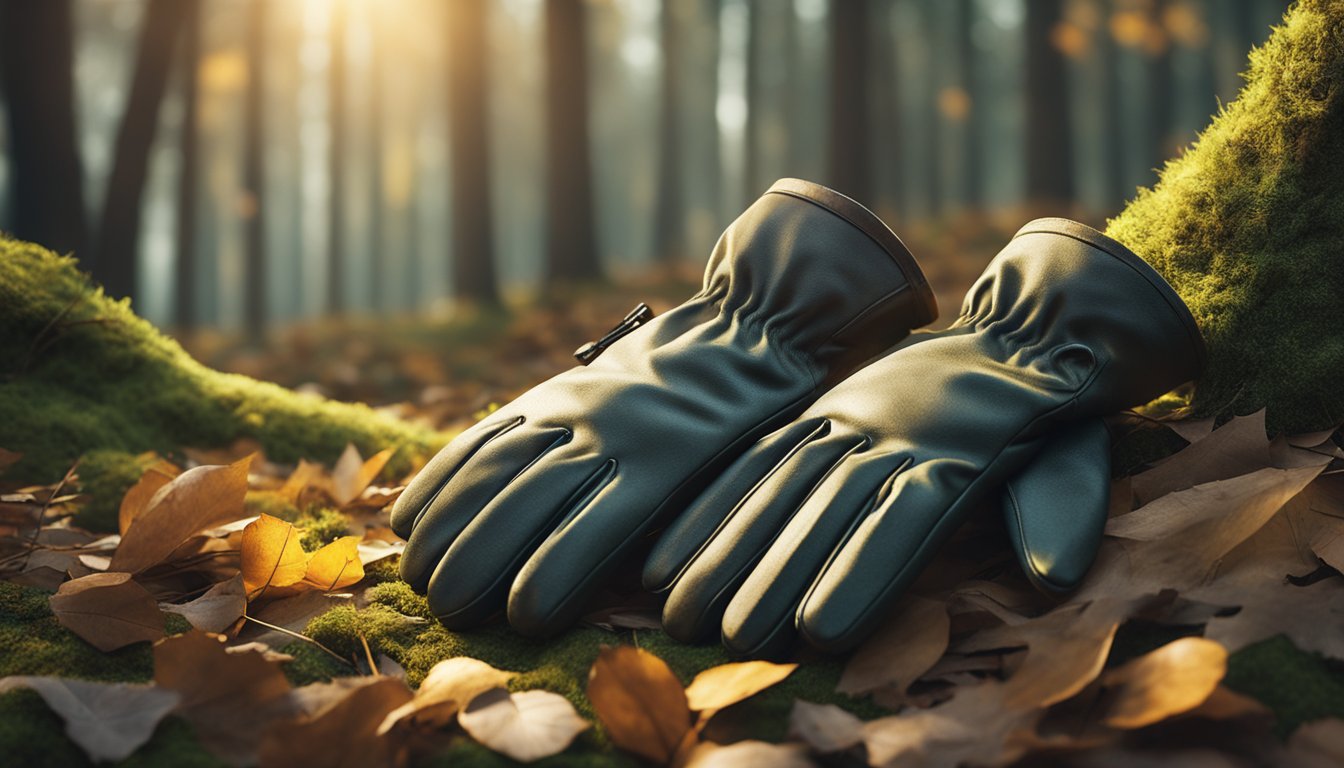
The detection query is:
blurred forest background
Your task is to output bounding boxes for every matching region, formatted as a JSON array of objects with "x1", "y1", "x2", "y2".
[{"x1": 0, "y1": 0, "x2": 1289, "y2": 404}]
